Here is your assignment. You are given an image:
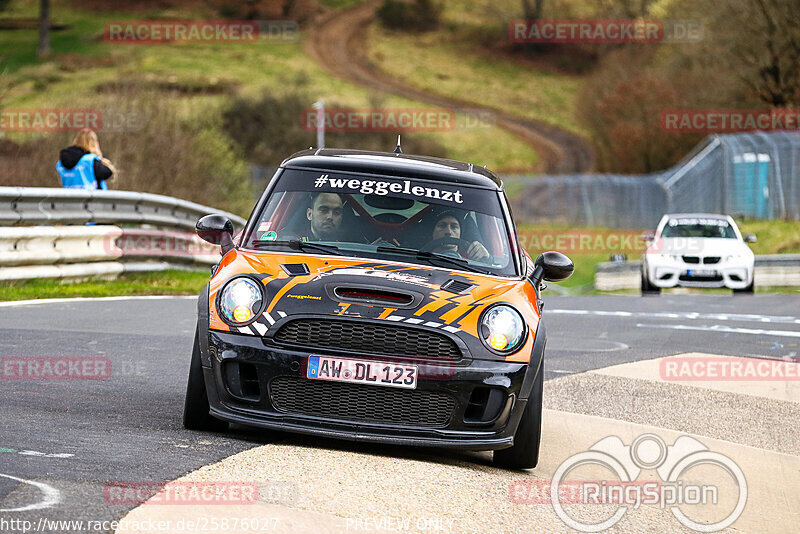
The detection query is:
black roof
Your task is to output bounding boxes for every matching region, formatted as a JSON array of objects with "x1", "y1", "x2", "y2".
[{"x1": 281, "y1": 149, "x2": 502, "y2": 189}]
